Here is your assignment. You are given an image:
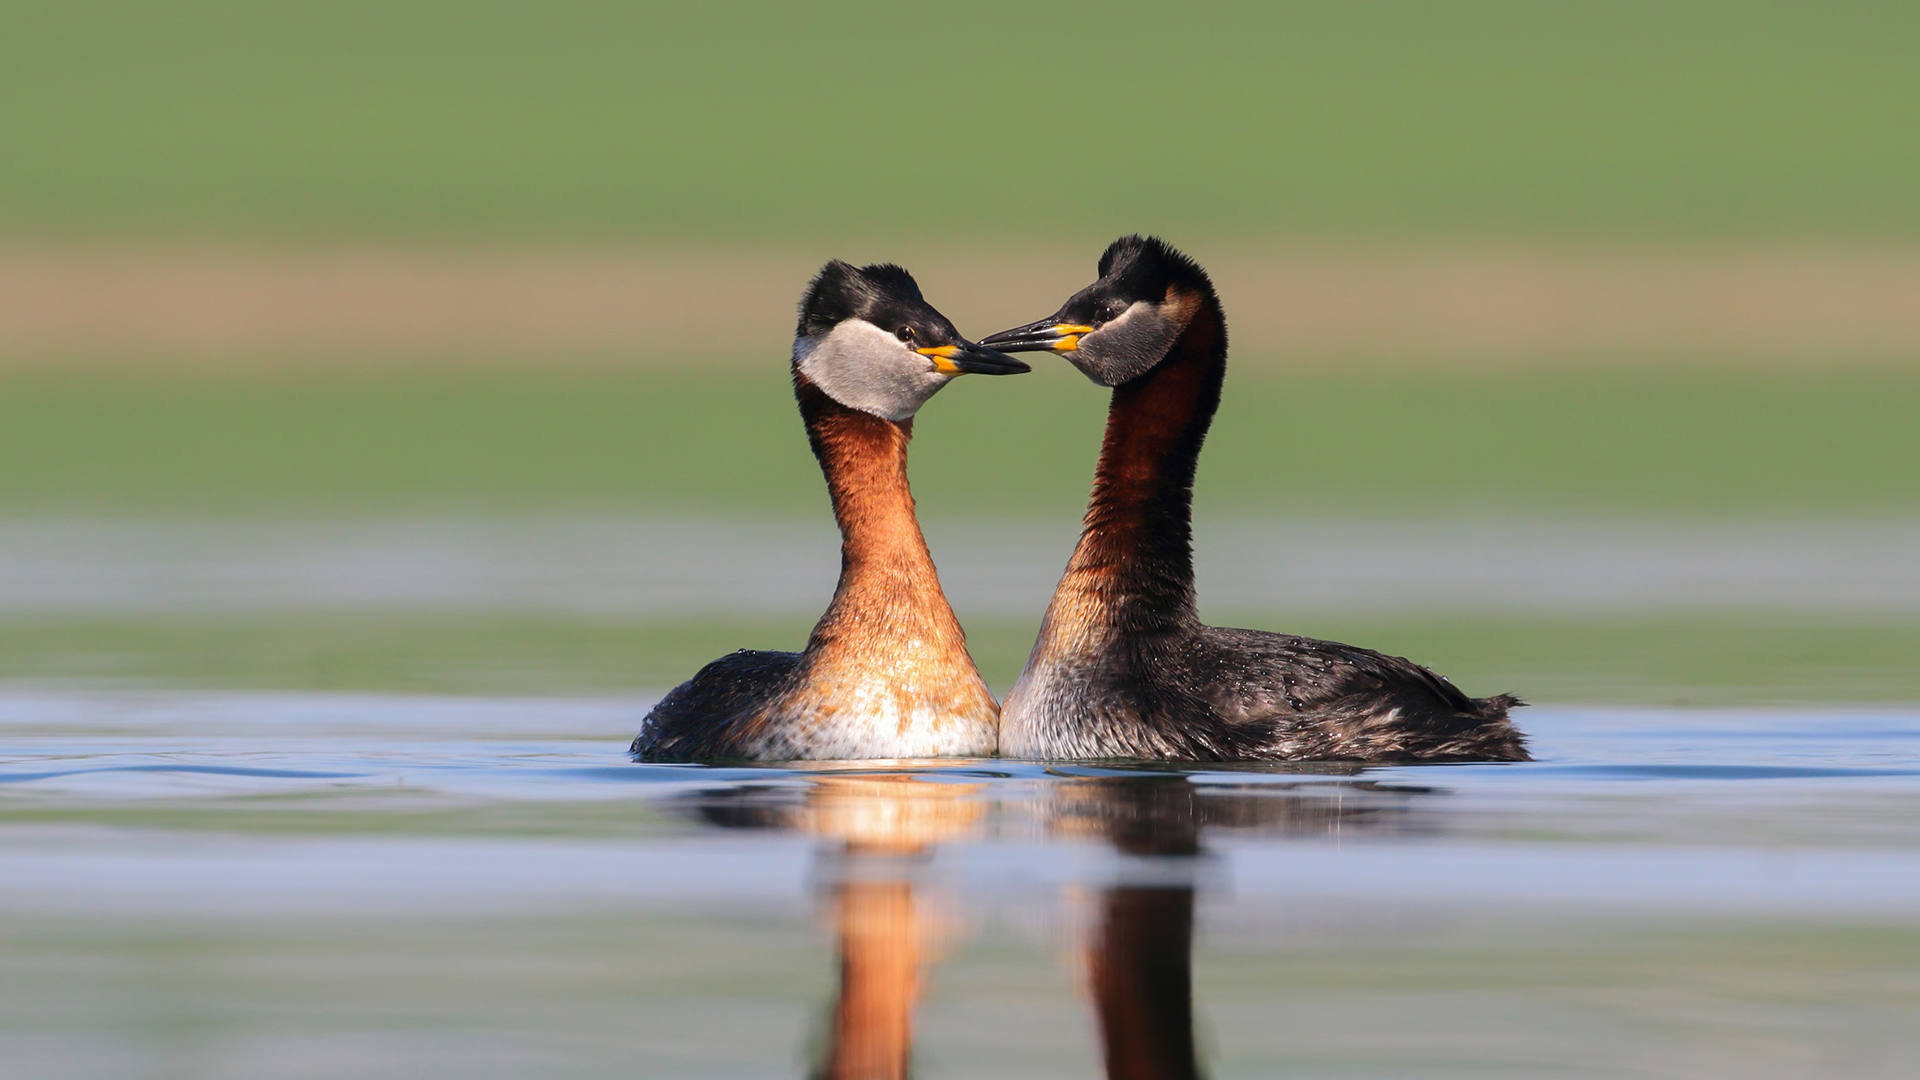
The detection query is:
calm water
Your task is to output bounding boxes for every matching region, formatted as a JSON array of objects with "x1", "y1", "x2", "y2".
[{"x1": 4, "y1": 692, "x2": 1919, "y2": 1079}]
